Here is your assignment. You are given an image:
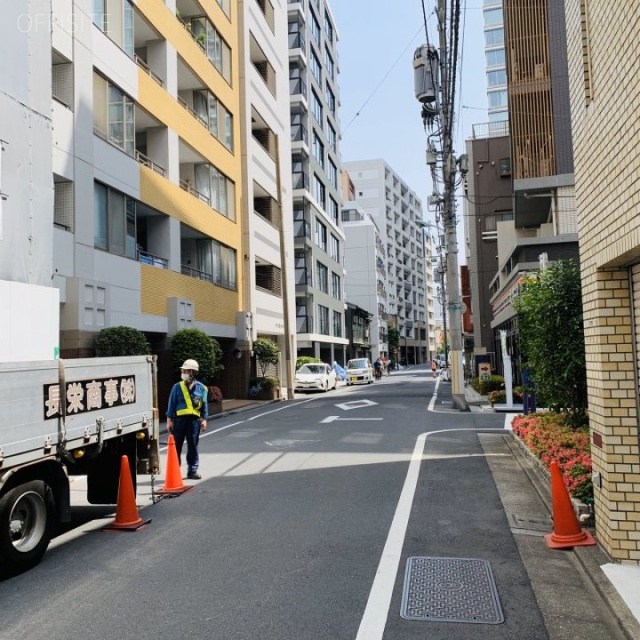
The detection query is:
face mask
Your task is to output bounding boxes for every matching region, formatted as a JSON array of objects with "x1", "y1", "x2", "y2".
[{"x1": 181, "y1": 373, "x2": 191, "y2": 382}]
